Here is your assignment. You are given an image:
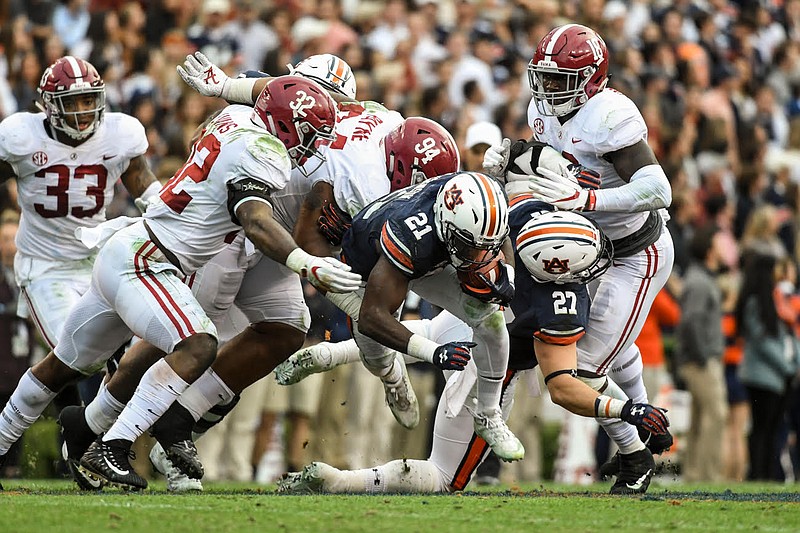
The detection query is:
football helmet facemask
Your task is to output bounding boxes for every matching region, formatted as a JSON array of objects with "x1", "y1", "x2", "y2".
[
  {"x1": 38, "y1": 56, "x2": 106, "y2": 141},
  {"x1": 528, "y1": 24, "x2": 609, "y2": 117},
  {"x1": 434, "y1": 171, "x2": 509, "y2": 271}
]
